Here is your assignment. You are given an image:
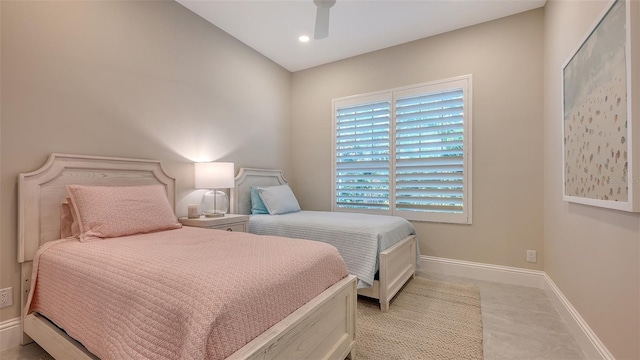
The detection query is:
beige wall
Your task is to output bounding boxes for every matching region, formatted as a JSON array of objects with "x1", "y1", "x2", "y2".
[
  {"x1": 0, "y1": 0, "x2": 291, "y2": 322},
  {"x1": 4, "y1": 1, "x2": 636, "y2": 356},
  {"x1": 290, "y1": 10, "x2": 544, "y2": 270},
  {"x1": 543, "y1": 1, "x2": 639, "y2": 358}
]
